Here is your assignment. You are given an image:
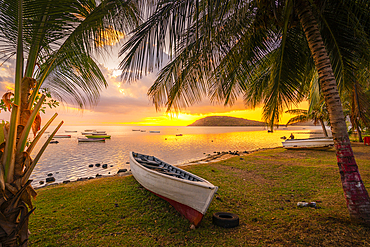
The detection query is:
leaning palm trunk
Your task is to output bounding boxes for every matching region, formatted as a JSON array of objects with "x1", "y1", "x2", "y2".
[
  {"x1": 297, "y1": 1, "x2": 370, "y2": 224},
  {"x1": 319, "y1": 118, "x2": 328, "y2": 137}
]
